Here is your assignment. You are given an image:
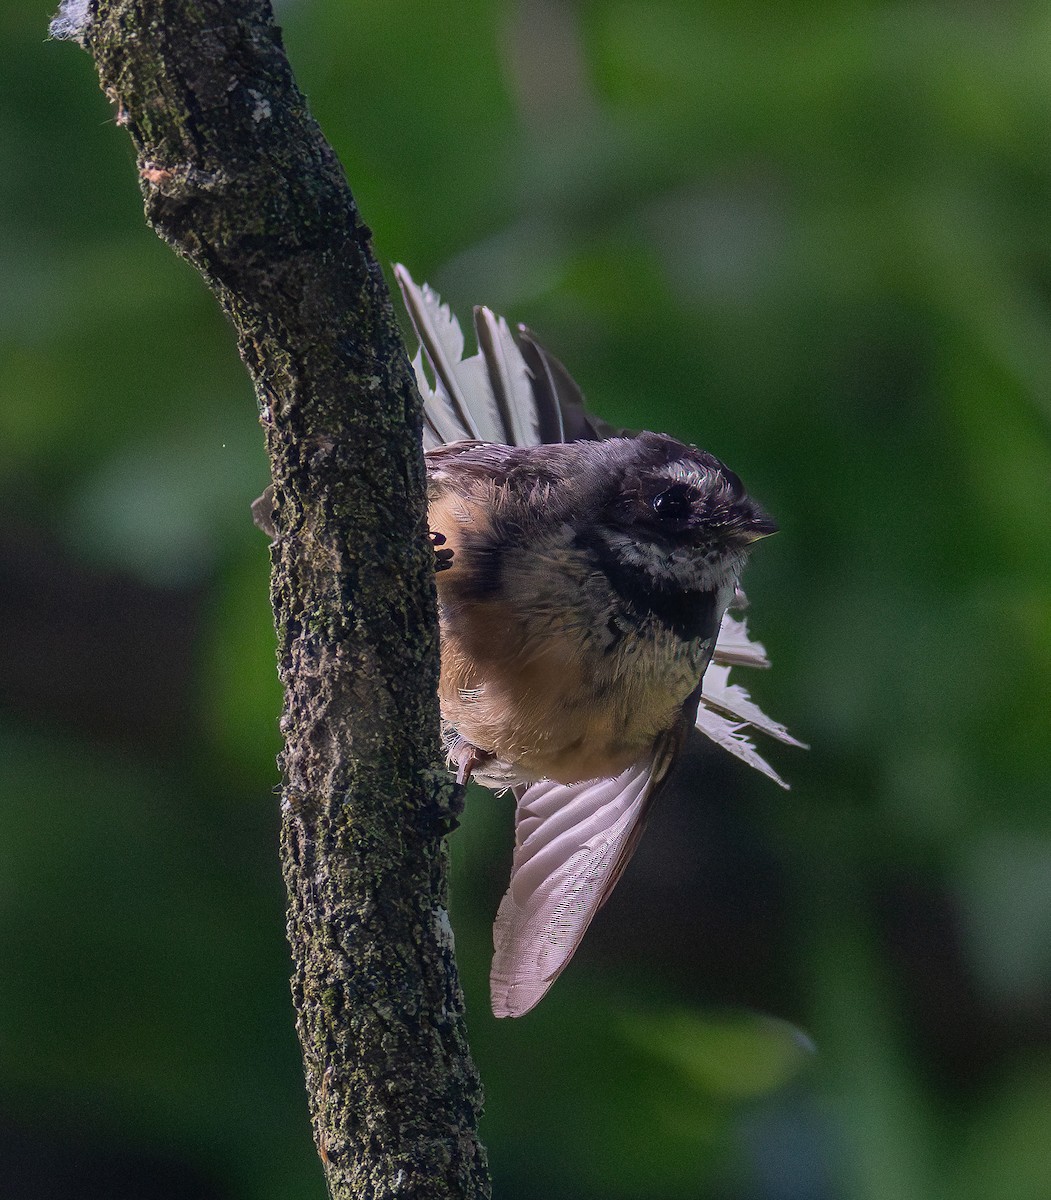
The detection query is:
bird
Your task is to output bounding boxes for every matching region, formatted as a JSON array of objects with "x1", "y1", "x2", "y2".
[{"x1": 396, "y1": 268, "x2": 804, "y2": 1019}]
